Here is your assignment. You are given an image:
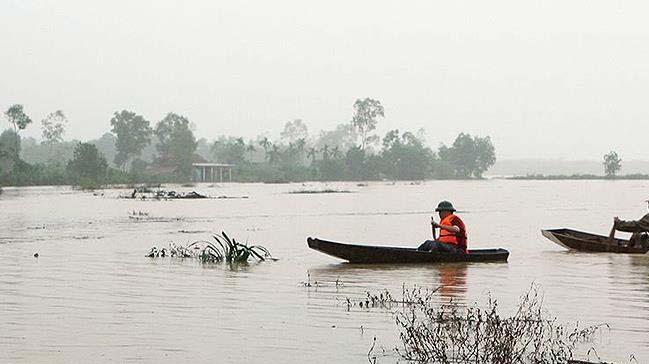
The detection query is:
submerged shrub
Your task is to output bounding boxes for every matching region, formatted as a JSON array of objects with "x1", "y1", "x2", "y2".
[
  {"x1": 146, "y1": 231, "x2": 272, "y2": 264},
  {"x1": 392, "y1": 284, "x2": 607, "y2": 364}
]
